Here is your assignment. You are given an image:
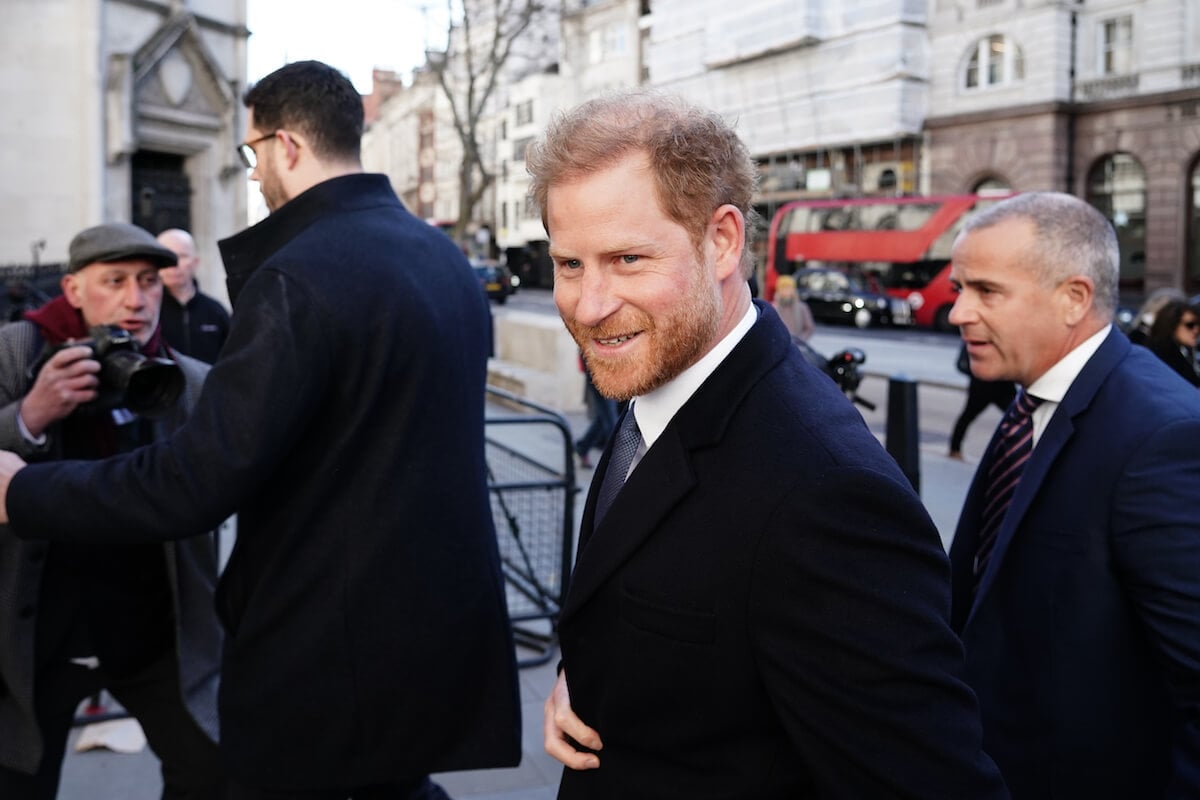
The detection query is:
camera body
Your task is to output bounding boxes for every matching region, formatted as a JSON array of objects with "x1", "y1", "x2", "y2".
[{"x1": 43, "y1": 325, "x2": 184, "y2": 417}]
